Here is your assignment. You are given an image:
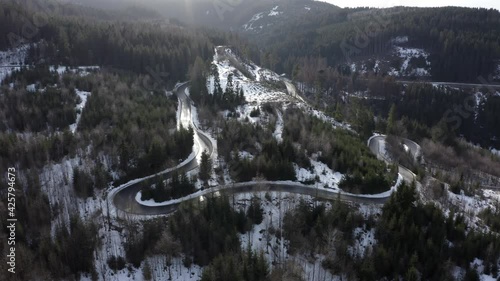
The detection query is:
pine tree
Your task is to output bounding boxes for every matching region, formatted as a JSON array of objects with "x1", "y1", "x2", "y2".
[
  {"x1": 239, "y1": 87, "x2": 245, "y2": 103},
  {"x1": 190, "y1": 56, "x2": 208, "y2": 103},
  {"x1": 247, "y1": 197, "x2": 264, "y2": 225},
  {"x1": 387, "y1": 103, "x2": 397, "y2": 135},
  {"x1": 224, "y1": 73, "x2": 234, "y2": 104},
  {"x1": 199, "y1": 150, "x2": 212, "y2": 184}
]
